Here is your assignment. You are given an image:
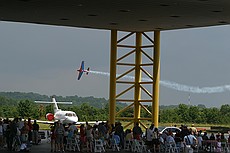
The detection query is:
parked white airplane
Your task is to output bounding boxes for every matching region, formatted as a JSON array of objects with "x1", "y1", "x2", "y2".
[{"x1": 35, "y1": 97, "x2": 78, "y2": 124}]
